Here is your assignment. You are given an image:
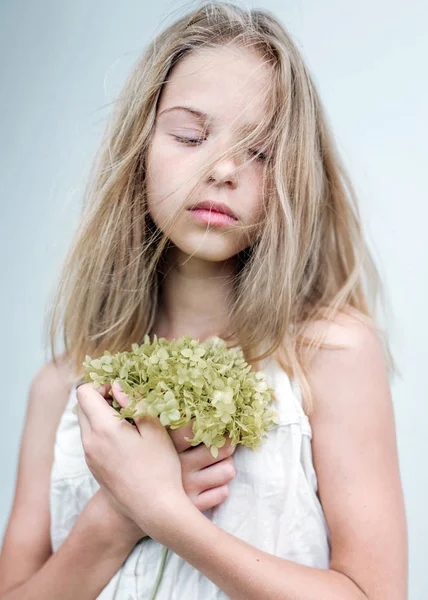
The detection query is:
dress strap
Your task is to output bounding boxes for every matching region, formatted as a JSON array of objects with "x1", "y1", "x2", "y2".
[{"x1": 262, "y1": 355, "x2": 313, "y2": 439}]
